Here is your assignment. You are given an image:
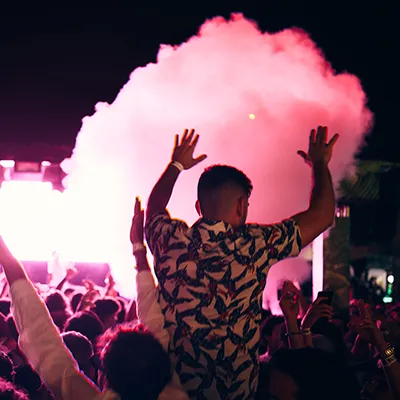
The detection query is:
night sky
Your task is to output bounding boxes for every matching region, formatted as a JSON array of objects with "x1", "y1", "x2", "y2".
[{"x1": 0, "y1": 2, "x2": 398, "y2": 161}]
